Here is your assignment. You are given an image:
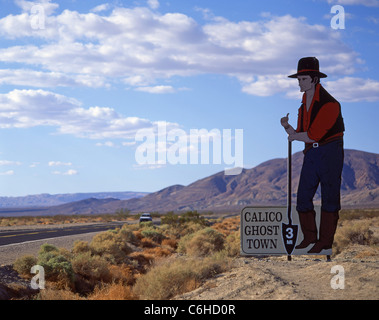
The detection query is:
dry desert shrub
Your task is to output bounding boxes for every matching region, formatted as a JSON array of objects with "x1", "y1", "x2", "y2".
[
  {"x1": 72, "y1": 240, "x2": 91, "y2": 255},
  {"x1": 133, "y1": 254, "x2": 231, "y2": 300},
  {"x1": 71, "y1": 252, "x2": 112, "y2": 283},
  {"x1": 108, "y1": 264, "x2": 136, "y2": 286},
  {"x1": 88, "y1": 282, "x2": 137, "y2": 300},
  {"x1": 164, "y1": 220, "x2": 206, "y2": 239},
  {"x1": 140, "y1": 237, "x2": 156, "y2": 248},
  {"x1": 13, "y1": 255, "x2": 38, "y2": 276},
  {"x1": 37, "y1": 288, "x2": 84, "y2": 300},
  {"x1": 37, "y1": 244, "x2": 75, "y2": 289},
  {"x1": 178, "y1": 227, "x2": 225, "y2": 257},
  {"x1": 224, "y1": 230, "x2": 240, "y2": 257},
  {"x1": 142, "y1": 246, "x2": 173, "y2": 257},
  {"x1": 339, "y1": 208, "x2": 379, "y2": 221},
  {"x1": 90, "y1": 230, "x2": 132, "y2": 263},
  {"x1": 11, "y1": 212, "x2": 244, "y2": 300},
  {"x1": 334, "y1": 219, "x2": 379, "y2": 254},
  {"x1": 141, "y1": 228, "x2": 166, "y2": 244},
  {"x1": 119, "y1": 227, "x2": 138, "y2": 244},
  {"x1": 128, "y1": 251, "x2": 155, "y2": 273},
  {"x1": 161, "y1": 238, "x2": 178, "y2": 250},
  {"x1": 0, "y1": 214, "x2": 114, "y2": 227},
  {"x1": 212, "y1": 216, "x2": 240, "y2": 236}
]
